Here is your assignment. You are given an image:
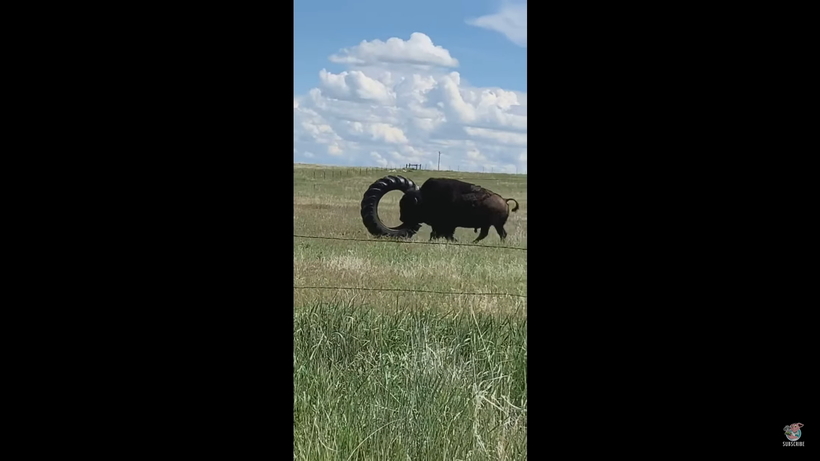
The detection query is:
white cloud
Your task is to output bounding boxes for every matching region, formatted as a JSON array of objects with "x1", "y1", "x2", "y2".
[
  {"x1": 370, "y1": 151, "x2": 388, "y2": 167},
  {"x1": 318, "y1": 69, "x2": 395, "y2": 104},
  {"x1": 329, "y1": 32, "x2": 459, "y2": 68},
  {"x1": 294, "y1": 32, "x2": 527, "y2": 174},
  {"x1": 327, "y1": 143, "x2": 343, "y2": 156},
  {"x1": 464, "y1": 127, "x2": 527, "y2": 147},
  {"x1": 466, "y1": 1, "x2": 527, "y2": 48}
]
